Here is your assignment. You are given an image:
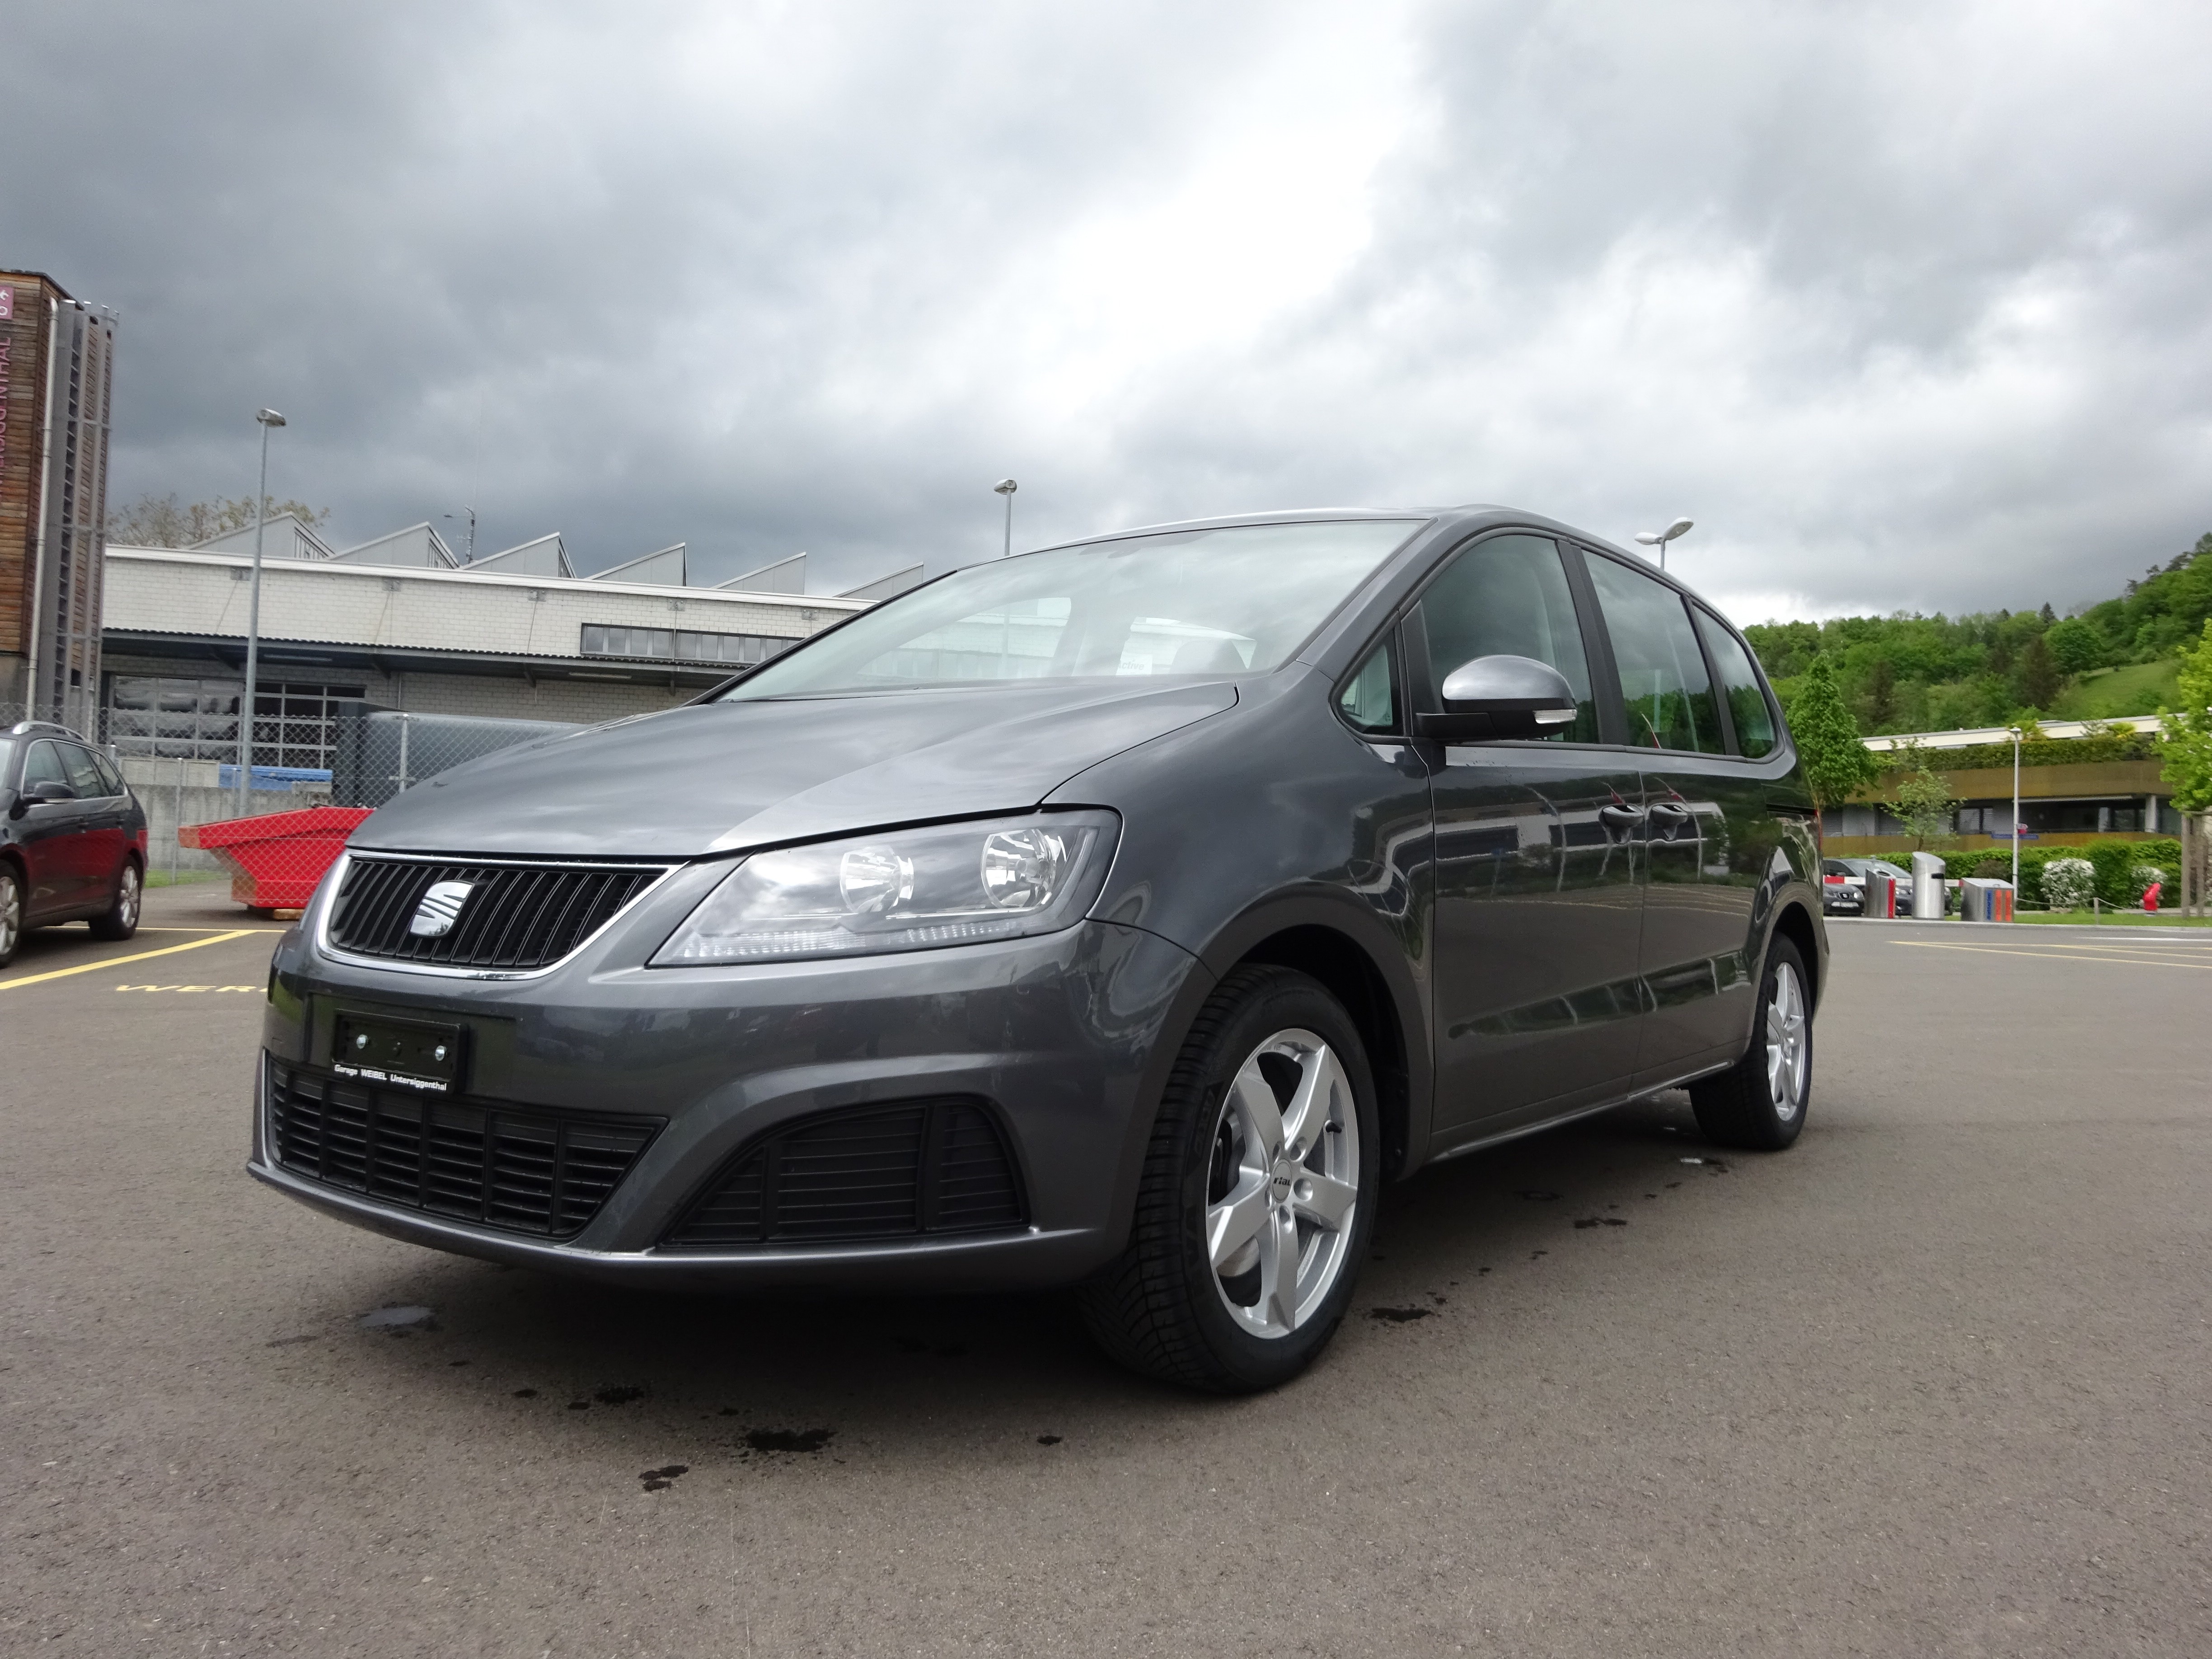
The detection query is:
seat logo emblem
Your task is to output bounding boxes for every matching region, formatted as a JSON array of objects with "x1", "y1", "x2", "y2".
[{"x1": 408, "y1": 880, "x2": 476, "y2": 938}]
